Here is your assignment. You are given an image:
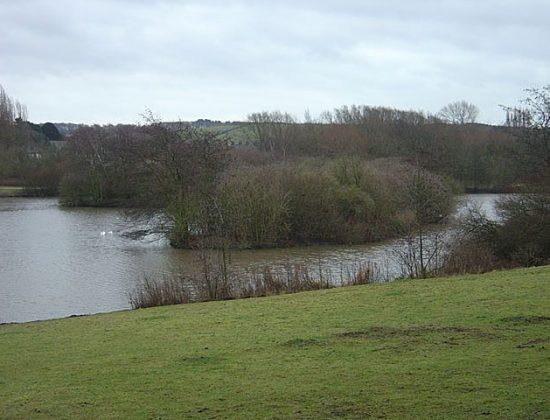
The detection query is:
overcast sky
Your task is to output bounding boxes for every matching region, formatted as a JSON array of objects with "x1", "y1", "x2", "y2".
[{"x1": 1, "y1": 0, "x2": 549, "y2": 124}]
